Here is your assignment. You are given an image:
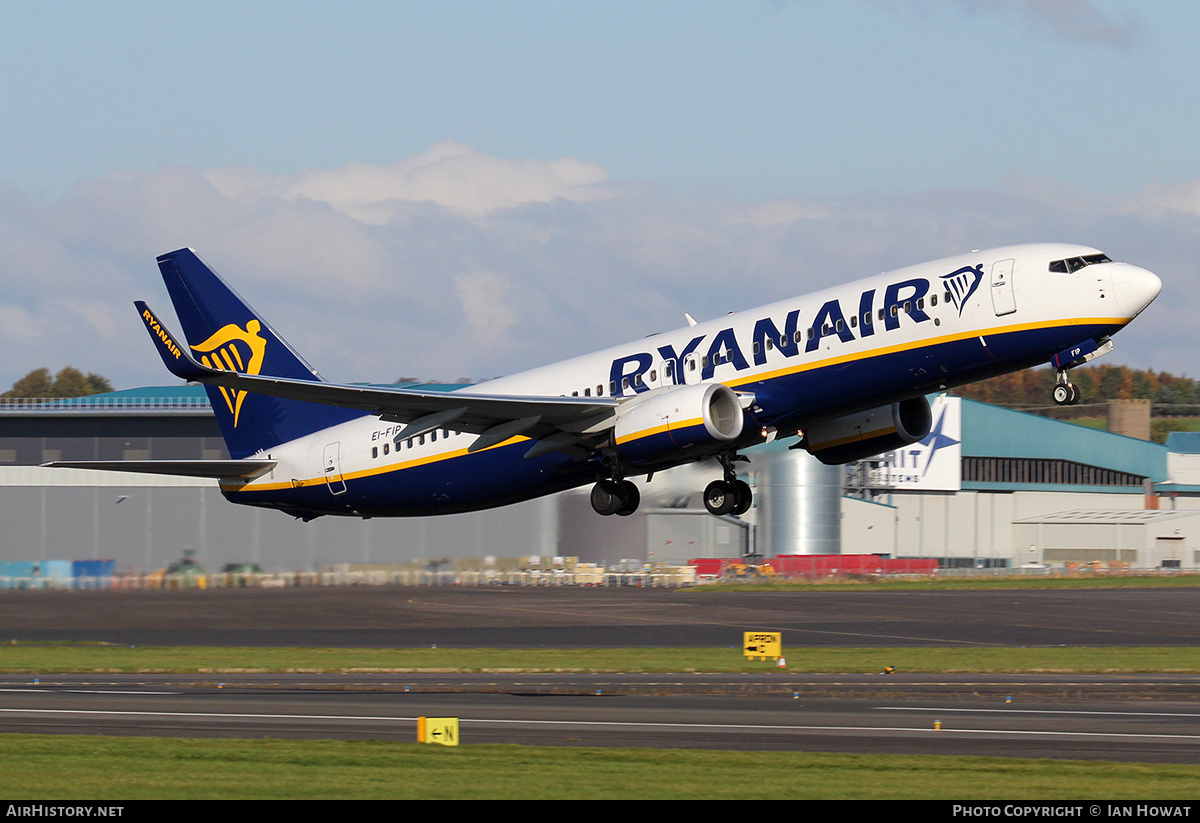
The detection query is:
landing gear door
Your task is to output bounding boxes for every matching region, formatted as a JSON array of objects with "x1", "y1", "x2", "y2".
[
  {"x1": 991, "y1": 258, "x2": 1016, "y2": 316},
  {"x1": 323, "y1": 442, "x2": 347, "y2": 495}
]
